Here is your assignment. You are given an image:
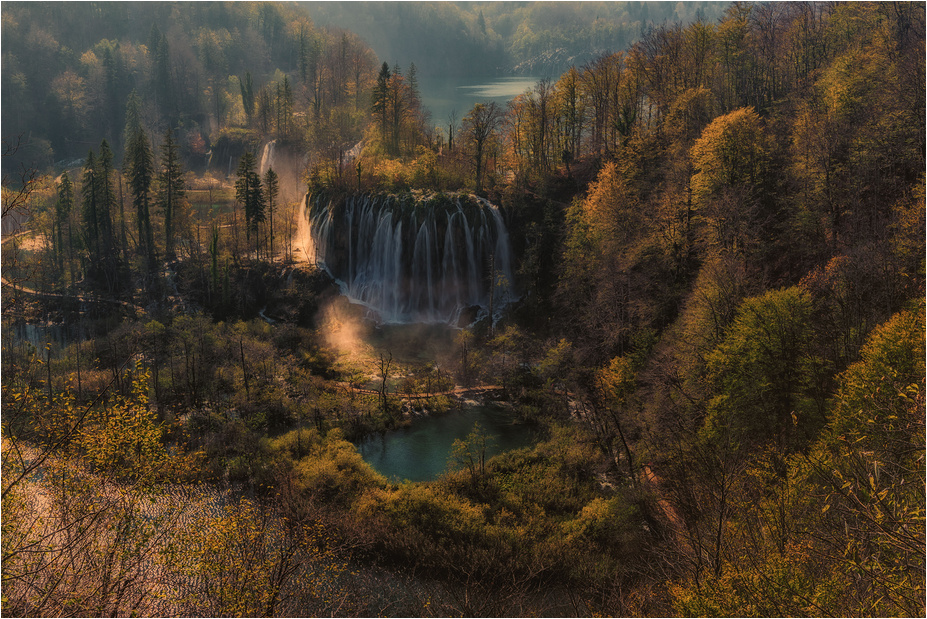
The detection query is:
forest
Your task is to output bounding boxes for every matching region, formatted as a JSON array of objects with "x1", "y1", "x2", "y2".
[
  {"x1": 1, "y1": 1, "x2": 924, "y2": 617},
  {"x1": 301, "y1": 1, "x2": 730, "y2": 77}
]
